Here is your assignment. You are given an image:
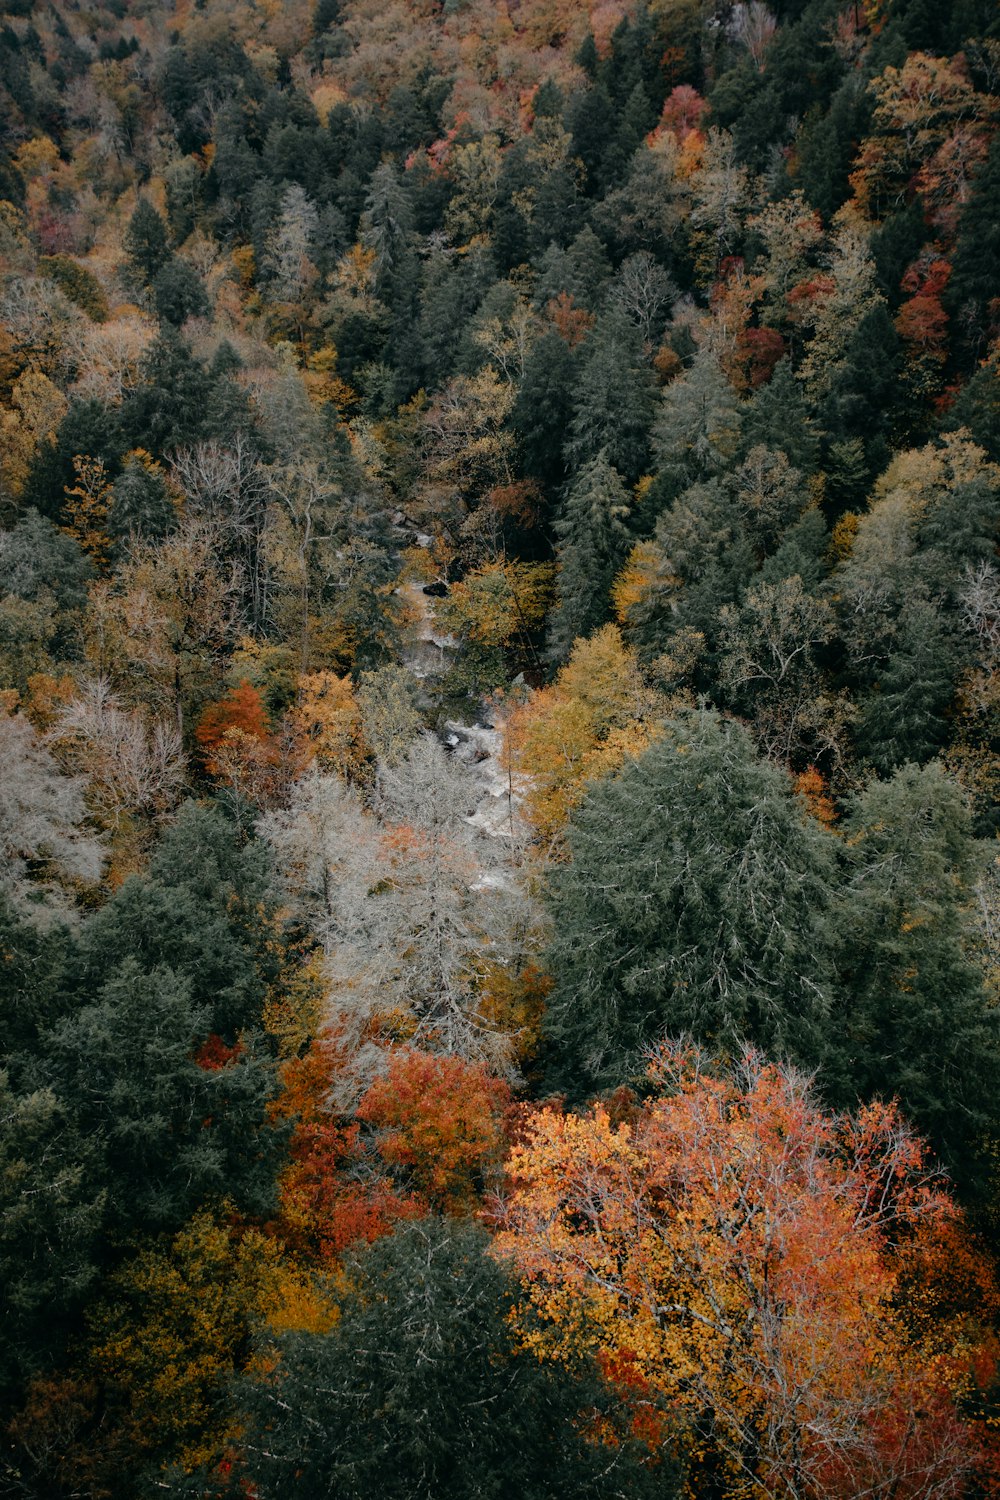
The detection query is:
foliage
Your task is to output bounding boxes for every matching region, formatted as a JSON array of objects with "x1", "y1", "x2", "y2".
[
  {"x1": 356, "y1": 1048, "x2": 510, "y2": 1213},
  {"x1": 497, "y1": 1043, "x2": 990, "y2": 1499},
  {"x1": 3, "y1": 0, "x2": 1000, "y2": 1486},
  {"x1": 239, "y1": 1217, "x2": 676, "y2": 1500},
  {"x1": 542, "y1": 709, "x2": 837, "y2": 1093}
]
